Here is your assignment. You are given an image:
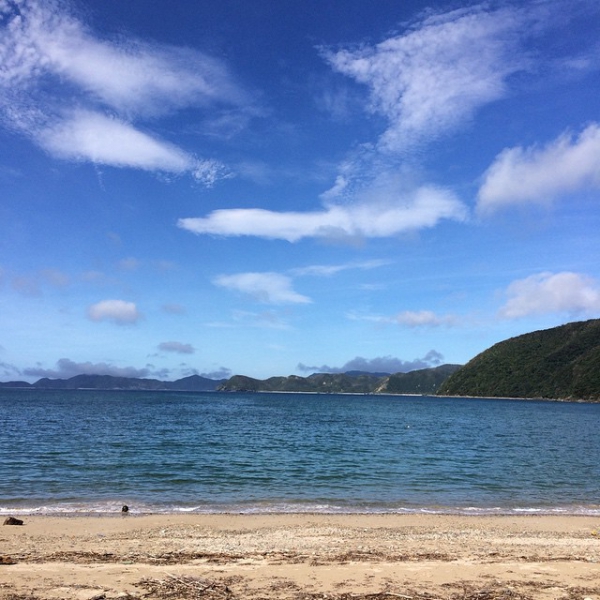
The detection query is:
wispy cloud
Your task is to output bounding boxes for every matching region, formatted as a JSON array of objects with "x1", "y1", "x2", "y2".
[
  {"x1": 499, "y1": 272, "x2": 600, "y2": 319},
  {"x1": 477, "y1": 123, "x2": 600, "y2": 215},
  {"x1": 87, "y1": 299, "x2": 141, "y2": 324},
  {"x1": 392, "y1": 310, "x2": 457, "y2": 327},
  {"x1": 0, "y1": 0, "x2": 247, "y2": 182},
  {"x1": 206, "y1": 309, "x2": 292, "y2": 330},
  {"x1": 213, "y1": 273, "x2": 311, "y2": 305},
  {"x1": 179, "y1": 184, "x2": 466, "y2": 242},
  {"x1": 325, "y1": 5, "x2": 528, "y2": 154},
  {"x1": 348, "y1": 309, "x2": 457, "y2": 328},
  {"x1": 291, "y1": 259, "x2": 391, "y2": 277}
]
